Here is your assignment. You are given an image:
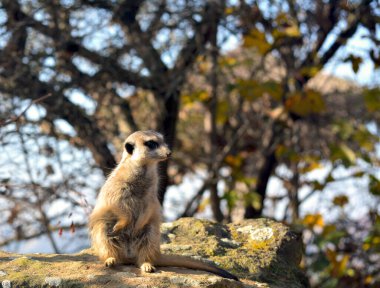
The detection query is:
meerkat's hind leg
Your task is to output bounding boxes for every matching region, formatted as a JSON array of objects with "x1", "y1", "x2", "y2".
[
  {"x1": 135, "y1": 226, "x2": 160, "y2": 273},
  {"x1": 104, "y1": 257, "x2": 117, "y2": 267},
  {"x1": 140, "y1": 262, "x2": 156, "y2": 273}
]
